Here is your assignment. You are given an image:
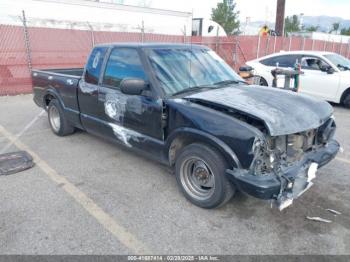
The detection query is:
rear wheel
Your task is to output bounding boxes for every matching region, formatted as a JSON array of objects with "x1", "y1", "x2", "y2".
[
  {"x1": 48, "y1": 99, "x2": 75, "y2": 136},
  {"x1": 175, "y1": 143, "x2": 235, "y2": 209}
]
